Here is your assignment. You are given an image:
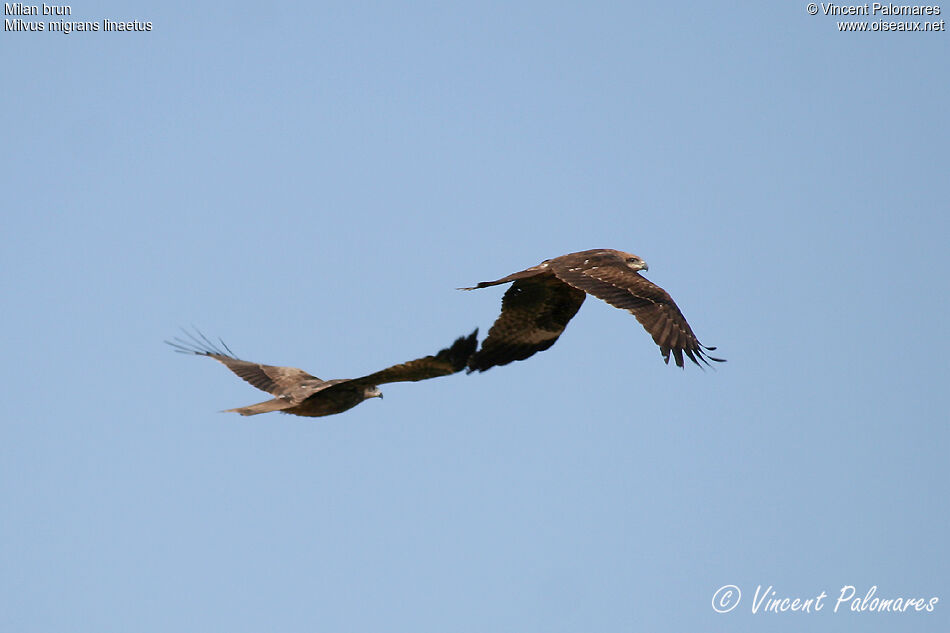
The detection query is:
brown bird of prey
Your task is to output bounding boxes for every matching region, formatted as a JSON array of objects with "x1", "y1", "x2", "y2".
[
  {"x1": 461, "y1": 249, "x2": 723, "y2": 371},
  {"x1": 167, "y1": 329, "x2": 478, "y2": 417}
]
